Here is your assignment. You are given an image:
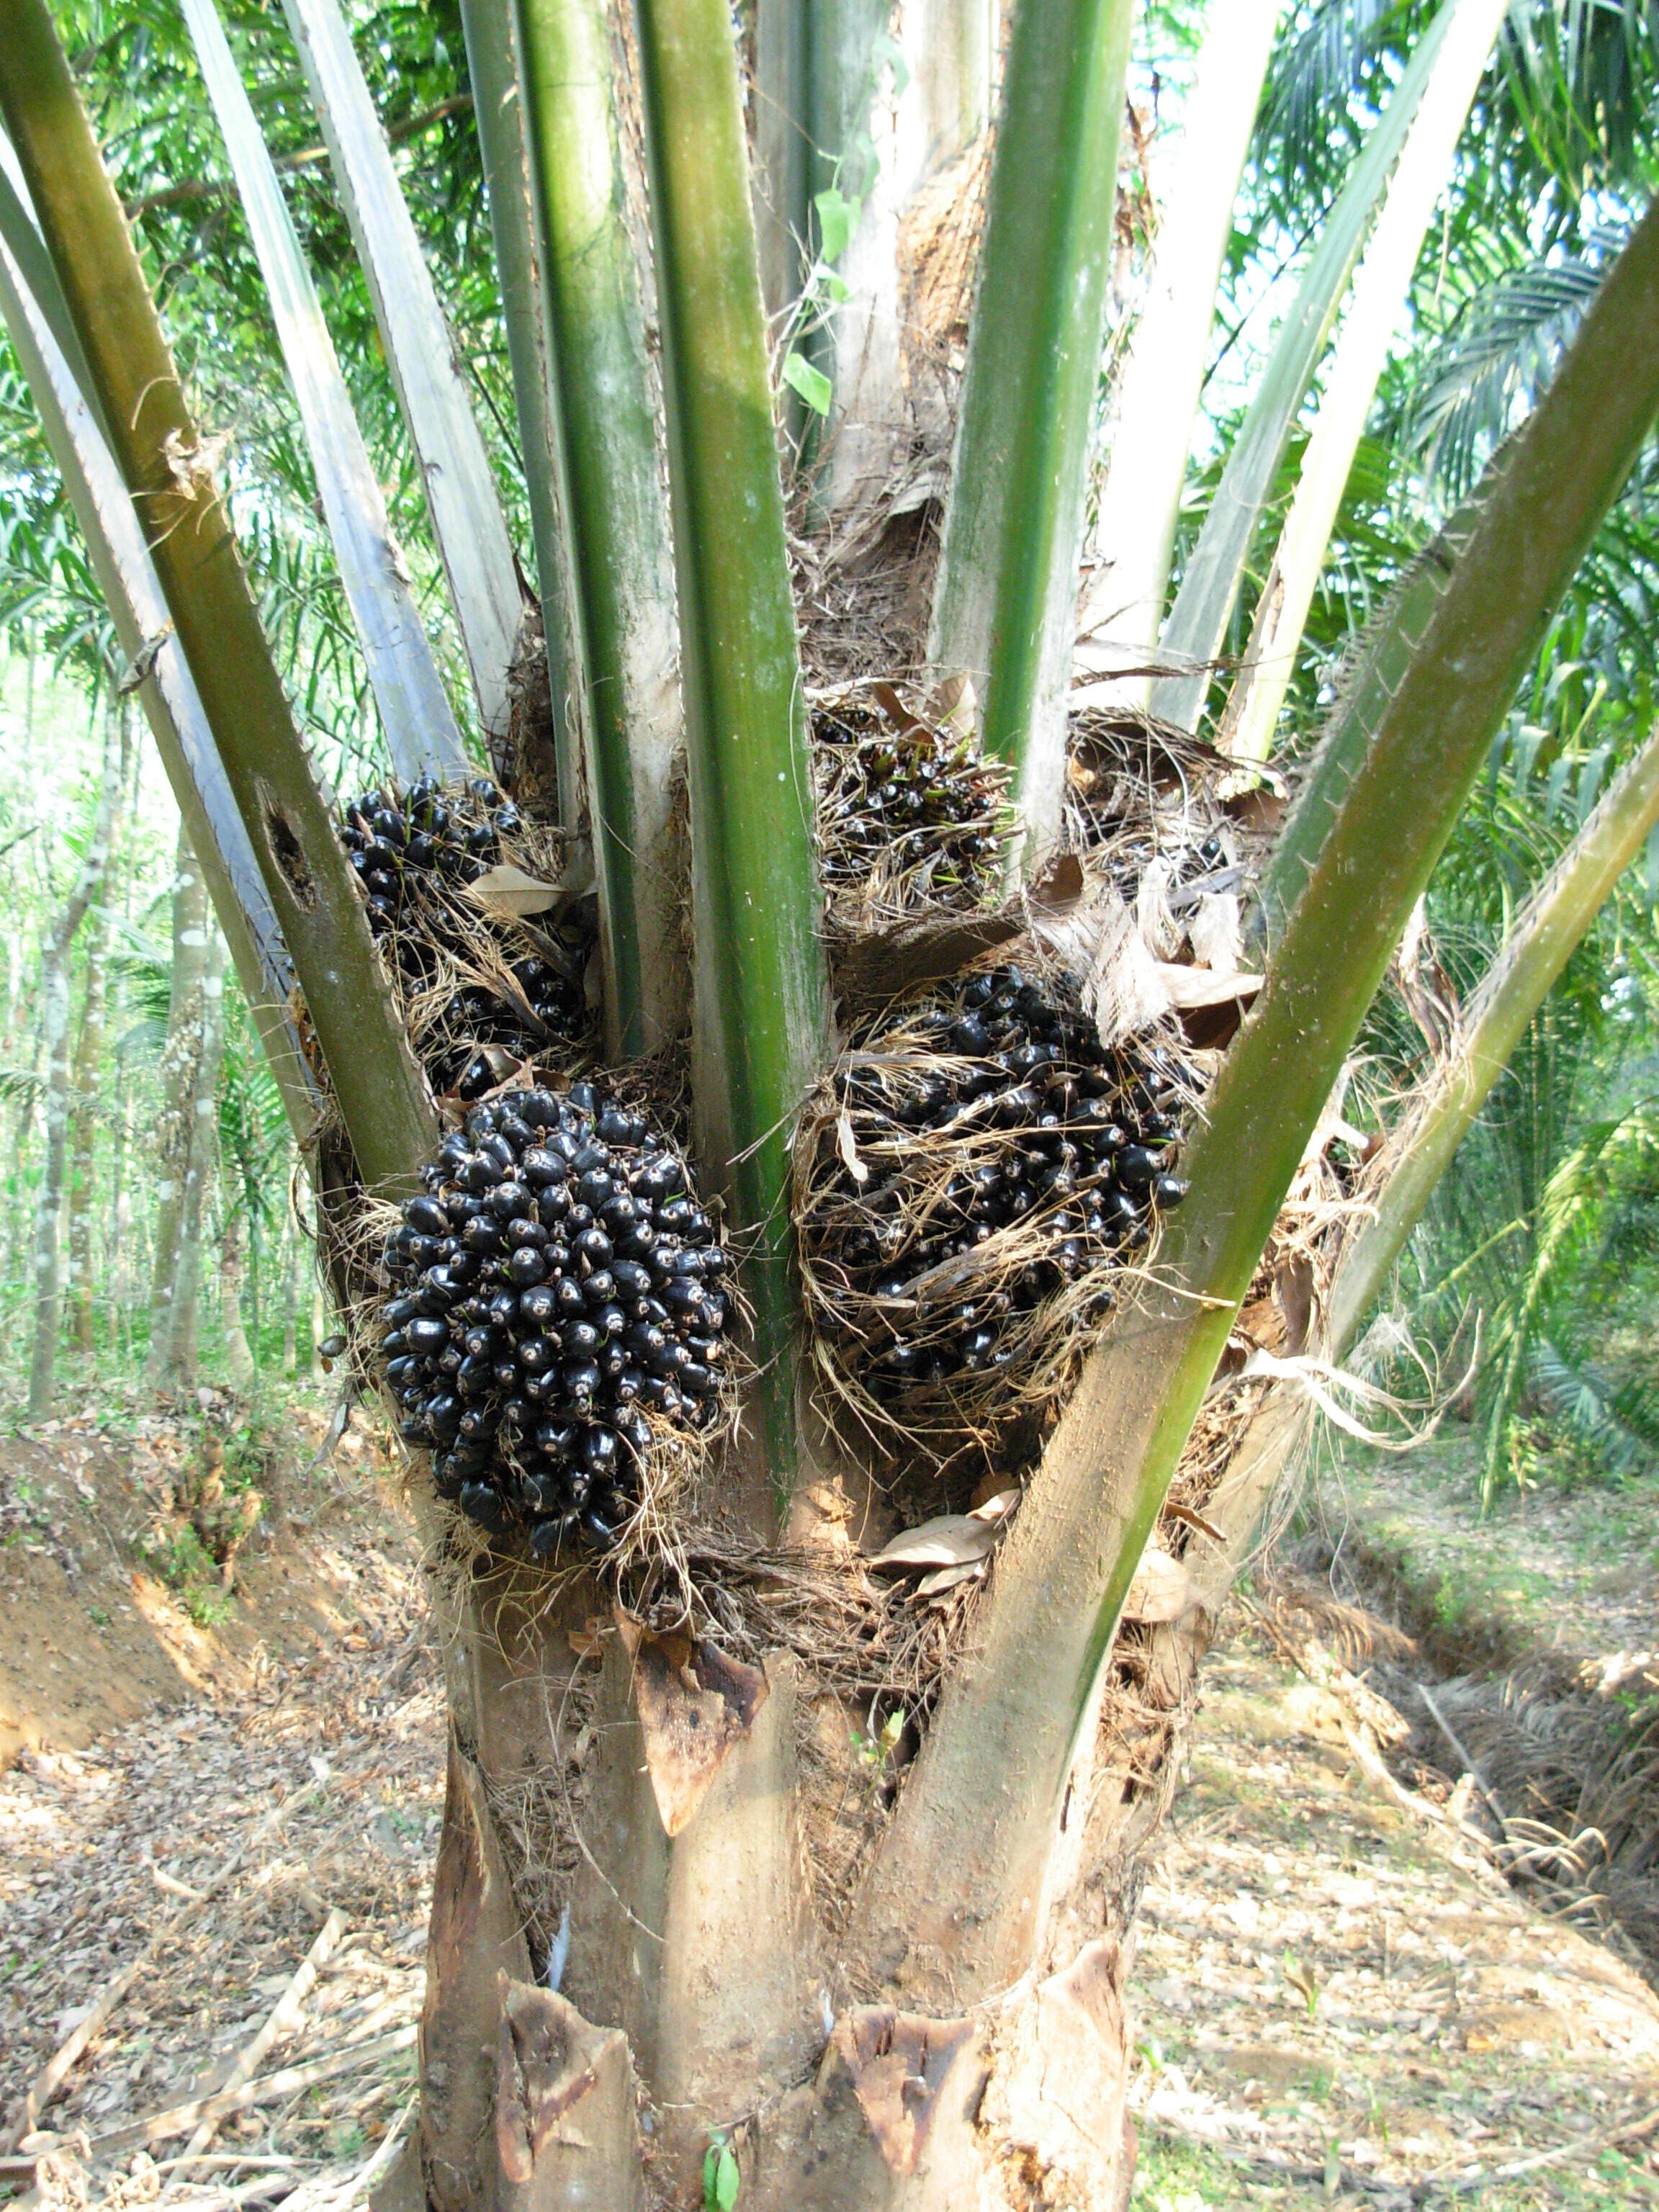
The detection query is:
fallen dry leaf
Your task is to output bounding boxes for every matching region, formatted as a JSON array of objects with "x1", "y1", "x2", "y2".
[
  {"x1": 467, "y1": 863, "x2": 560, "y2": 918},
  {"x1": 1151, "y1": 961, "x2": 1263, "y2": 1010},
  {"x1": 915, "y1": 1560, "x2": 987, "y2": 1599},
  {"x1": 1122, "y1": 1545, "x2": 1194, "y2": 1624}
]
